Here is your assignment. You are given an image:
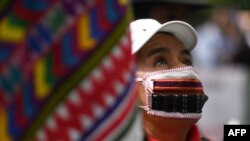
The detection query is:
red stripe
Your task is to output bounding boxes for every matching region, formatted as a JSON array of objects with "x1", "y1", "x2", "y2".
[
  {"x1": 98, "y1": 0, "x2": 112, "y2": 30},
  {"x1": 14, "y1": 92, "x2": 28, "y2": 128},
  {"x1": 94, "y1": 87, "x2": 137, "y2": 141},
  {"x1": 14, "y1": 0, "x2": 57, "y2": 24},
  {"x1": 0, "y1": 89, "x2": 7, "y2": 109},
  {"x1": 52, "y1": 41, "x2": 69, "y2": 76}
]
